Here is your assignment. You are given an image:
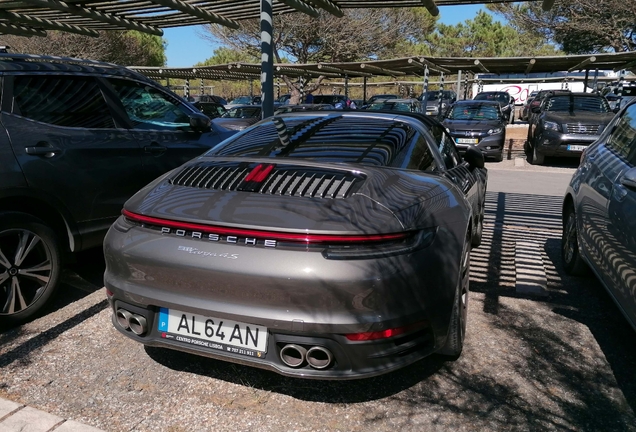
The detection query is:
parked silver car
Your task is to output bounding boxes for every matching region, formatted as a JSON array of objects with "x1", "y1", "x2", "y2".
[{"x1": 562, "y1": 100, "x2": 636, "y2": 331}]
